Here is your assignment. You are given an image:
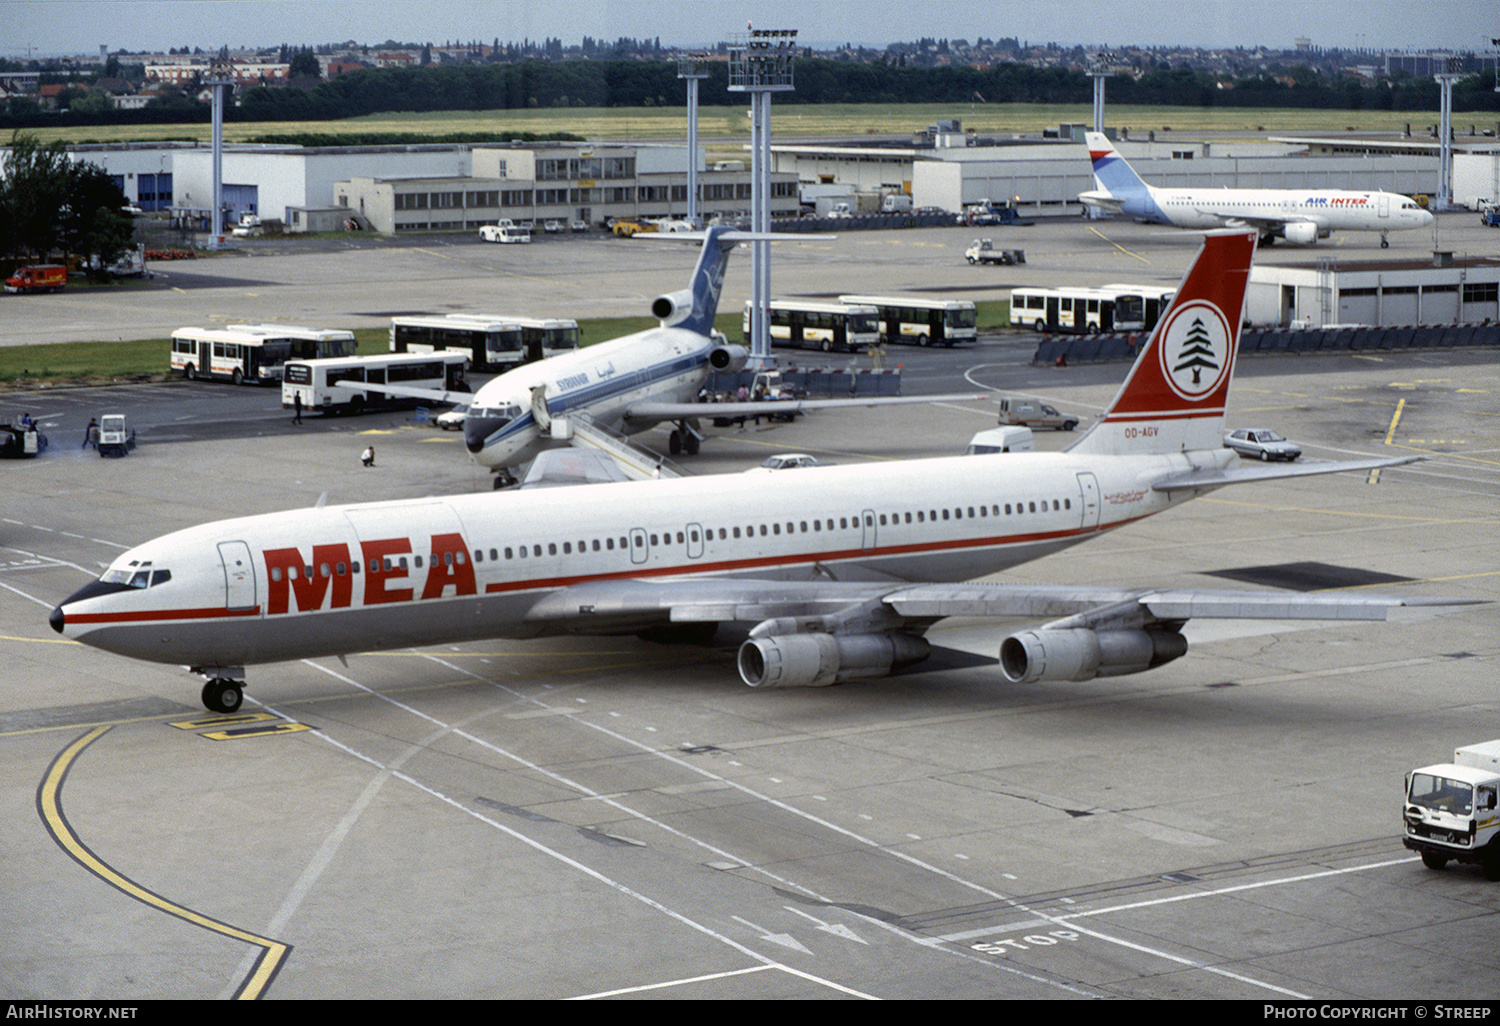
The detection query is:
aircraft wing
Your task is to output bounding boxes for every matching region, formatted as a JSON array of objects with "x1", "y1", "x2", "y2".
[
  {"x1": 1078, "y1": 189, "x2": 1125, "y2": 213},
  {"x1": 520, "y1": 577, "x2": 1471, "y2": 635},
  {"x1": 1152, "y1": 455, "x2": 1423, "y2": 491},
  {"x1": 331, "y1": 379, "x2": 470, "y2": 405},
  {"x1": 624, "y1": 392, "x2": 992, "y2": 423}
]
